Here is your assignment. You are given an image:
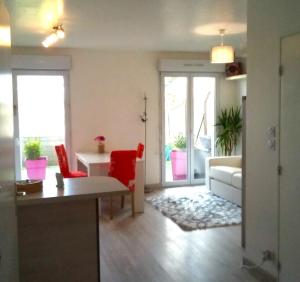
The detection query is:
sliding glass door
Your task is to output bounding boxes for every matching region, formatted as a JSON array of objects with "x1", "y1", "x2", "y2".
[
  {"x1": 163, "y1": 75, "x2": 189, "y2": 184},
  {"x1": 162, "y1": 73, "x2": 217, "y2": 186},
  {"x1": 13, "y1": 70, "x2": 70, "y2": 180},
  {"x1": 192, "y1": 76, "x2": 216, "y2": 182}
]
